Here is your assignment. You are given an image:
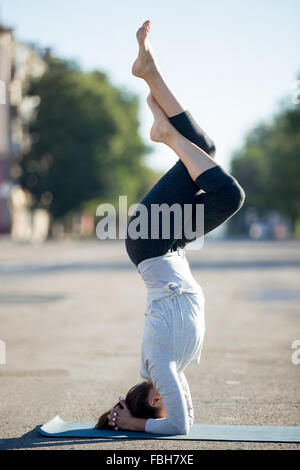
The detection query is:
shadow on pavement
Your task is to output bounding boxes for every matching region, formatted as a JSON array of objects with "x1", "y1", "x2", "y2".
[
  {"x1": 0, "y1": 293, "x2": 66, "y2": 304},
  {"x1": 0, "y1": 426, "x2": 127, "y2": 450},
  {"x1": 1, "y1": 259, "x2": 300, "y2": 277}
]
